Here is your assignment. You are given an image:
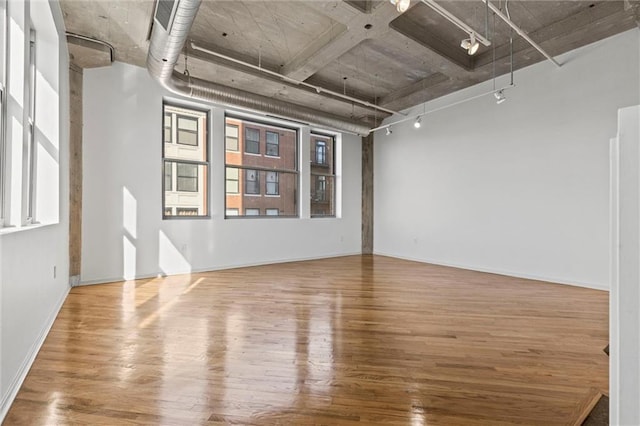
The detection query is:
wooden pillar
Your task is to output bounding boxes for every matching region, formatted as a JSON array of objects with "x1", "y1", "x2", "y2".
[
  {"x1": 69, "y1": 62, "x2": 83, "y2": 285},
  {"x1": 361, "y1": 133, "x2": 374, "y2": 254}
]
